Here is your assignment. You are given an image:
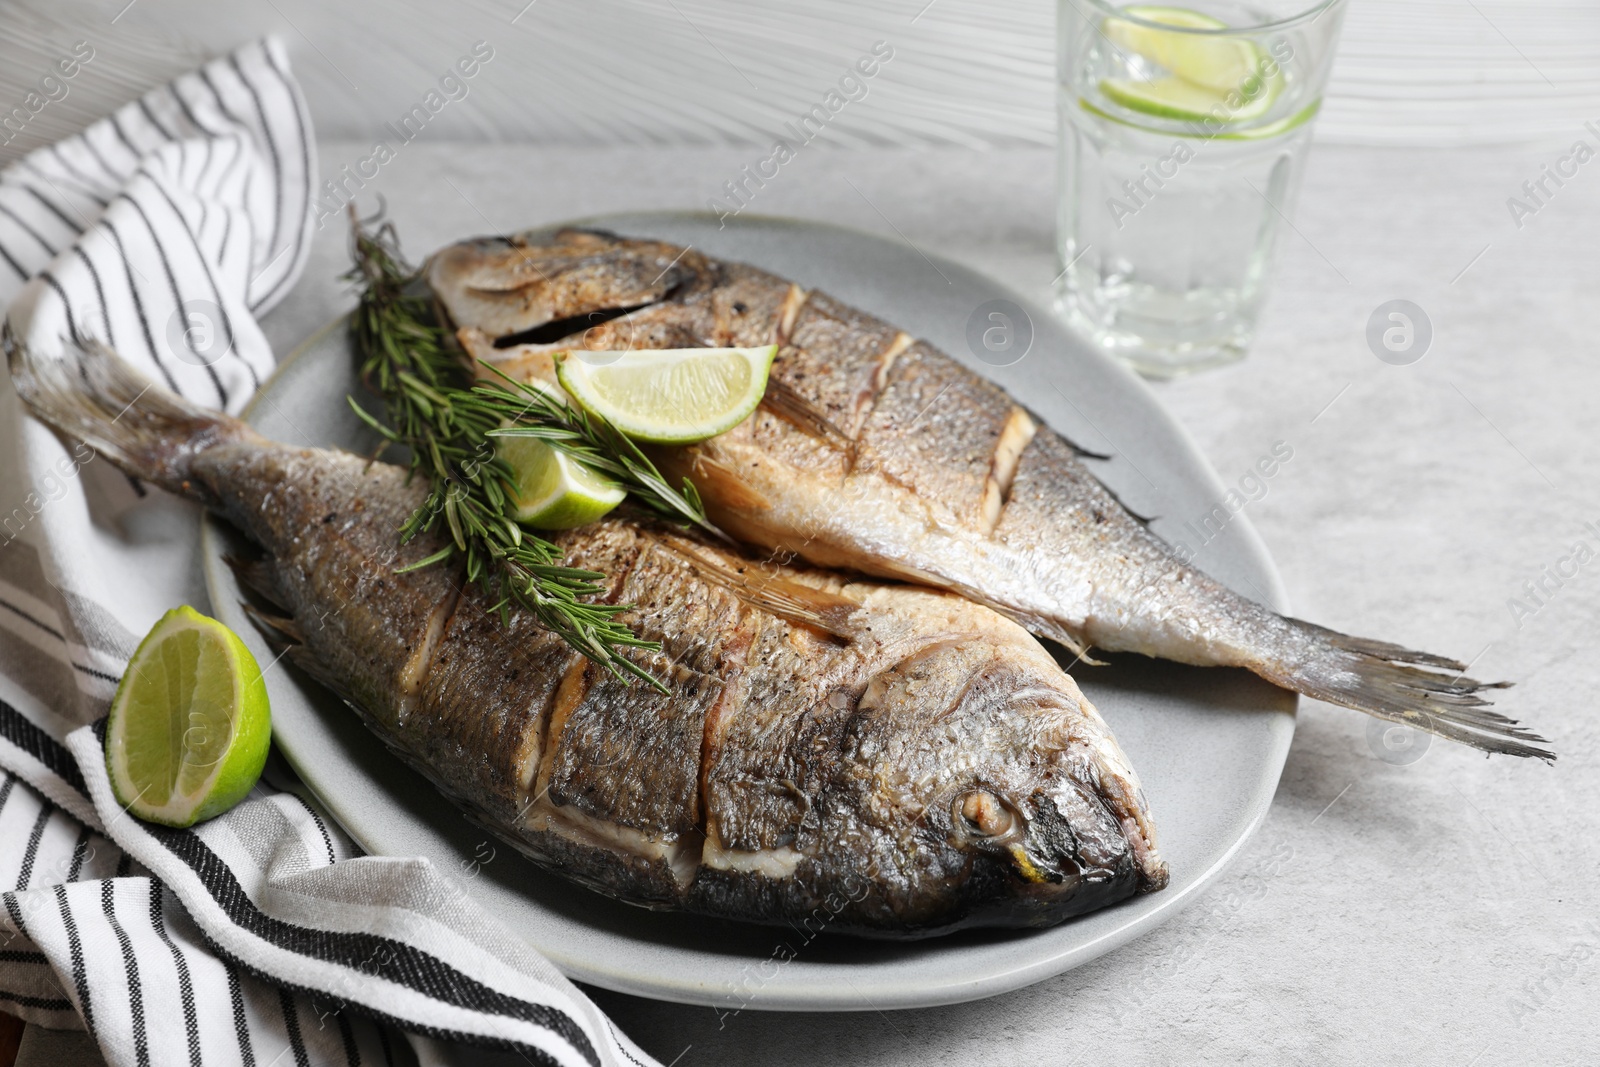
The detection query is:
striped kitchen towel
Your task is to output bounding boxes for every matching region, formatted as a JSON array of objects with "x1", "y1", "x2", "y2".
[{"x1": 0, "y1": 37, "x2": 658, "y2": 1067}]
